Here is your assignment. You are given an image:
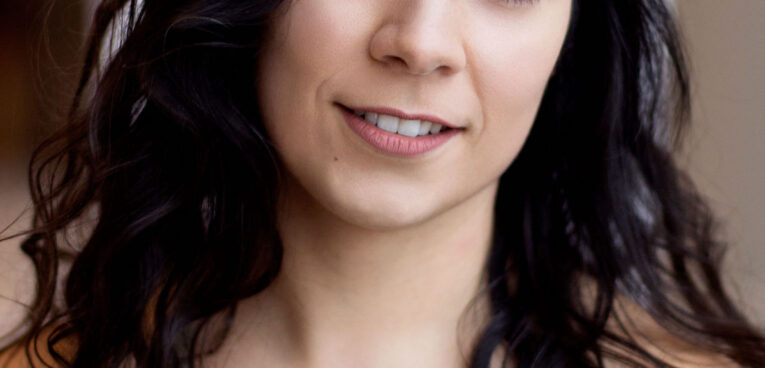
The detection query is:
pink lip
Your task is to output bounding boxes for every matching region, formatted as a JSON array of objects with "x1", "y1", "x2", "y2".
[
  {"x1": 339, "y1": 105, "x2": 462, "y2": 157},
  {"x1": 343, "y1": 105, "x2": 461, "y2": 129}
]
